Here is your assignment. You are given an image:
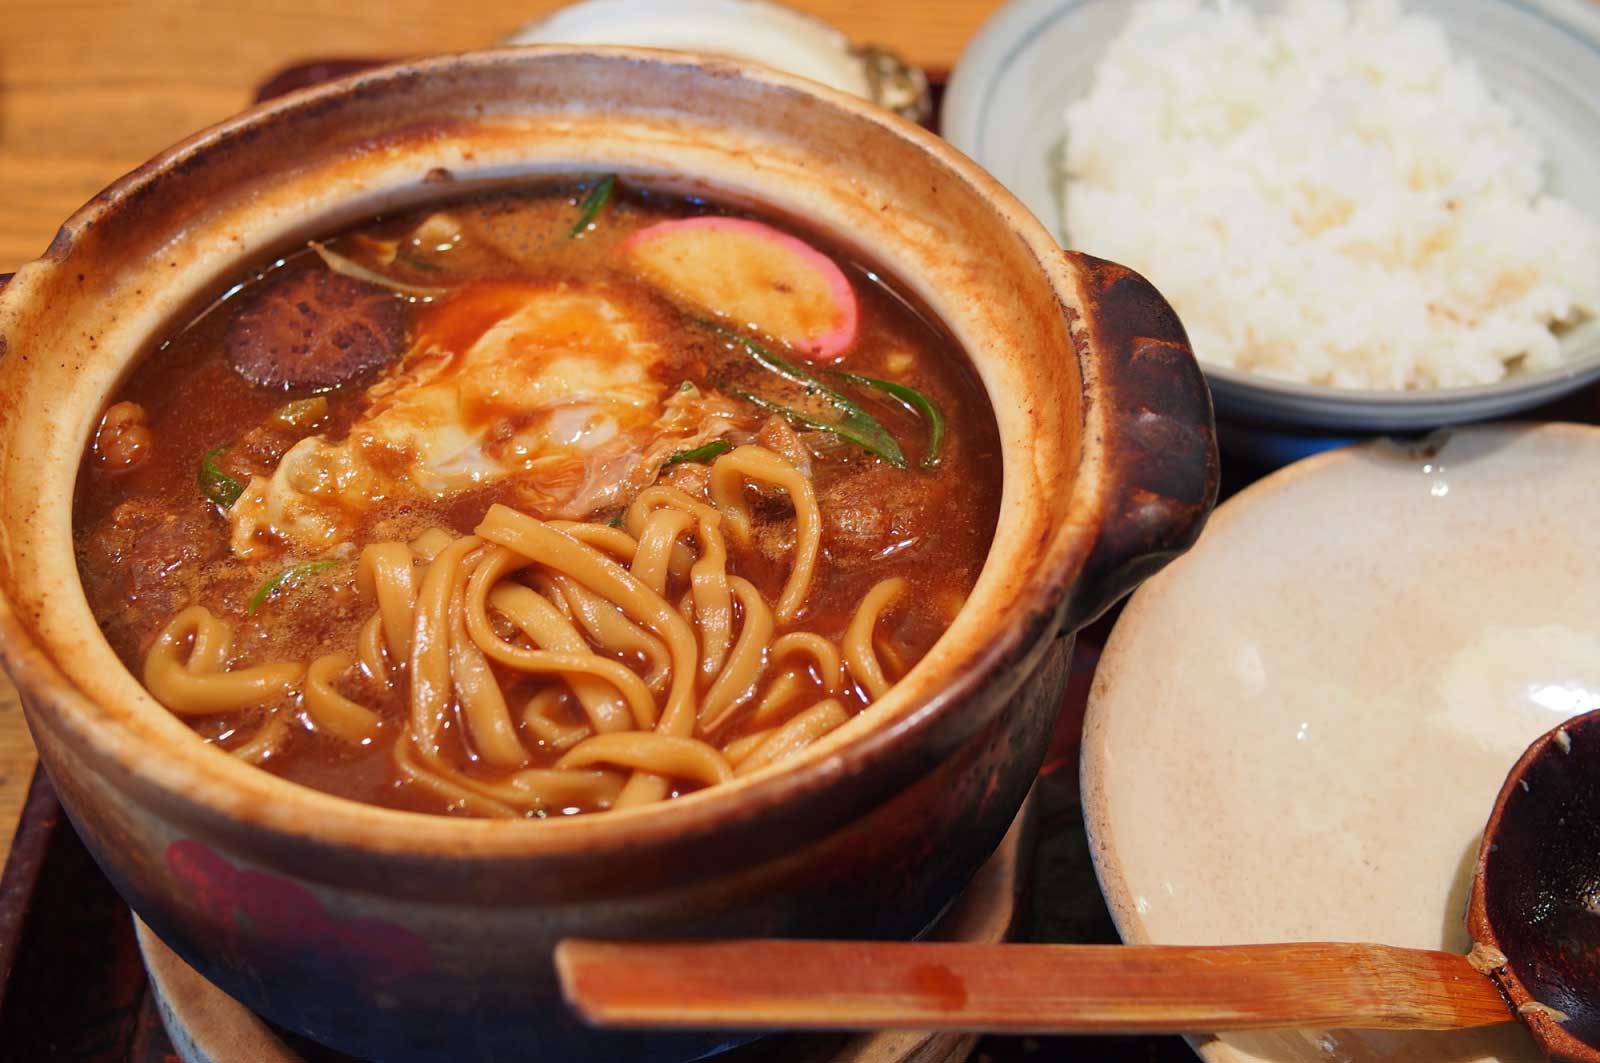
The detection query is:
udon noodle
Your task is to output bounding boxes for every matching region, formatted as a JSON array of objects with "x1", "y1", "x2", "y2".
[{"x1": 141, "y1": 446, "x2": 904, "y2": 817}]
